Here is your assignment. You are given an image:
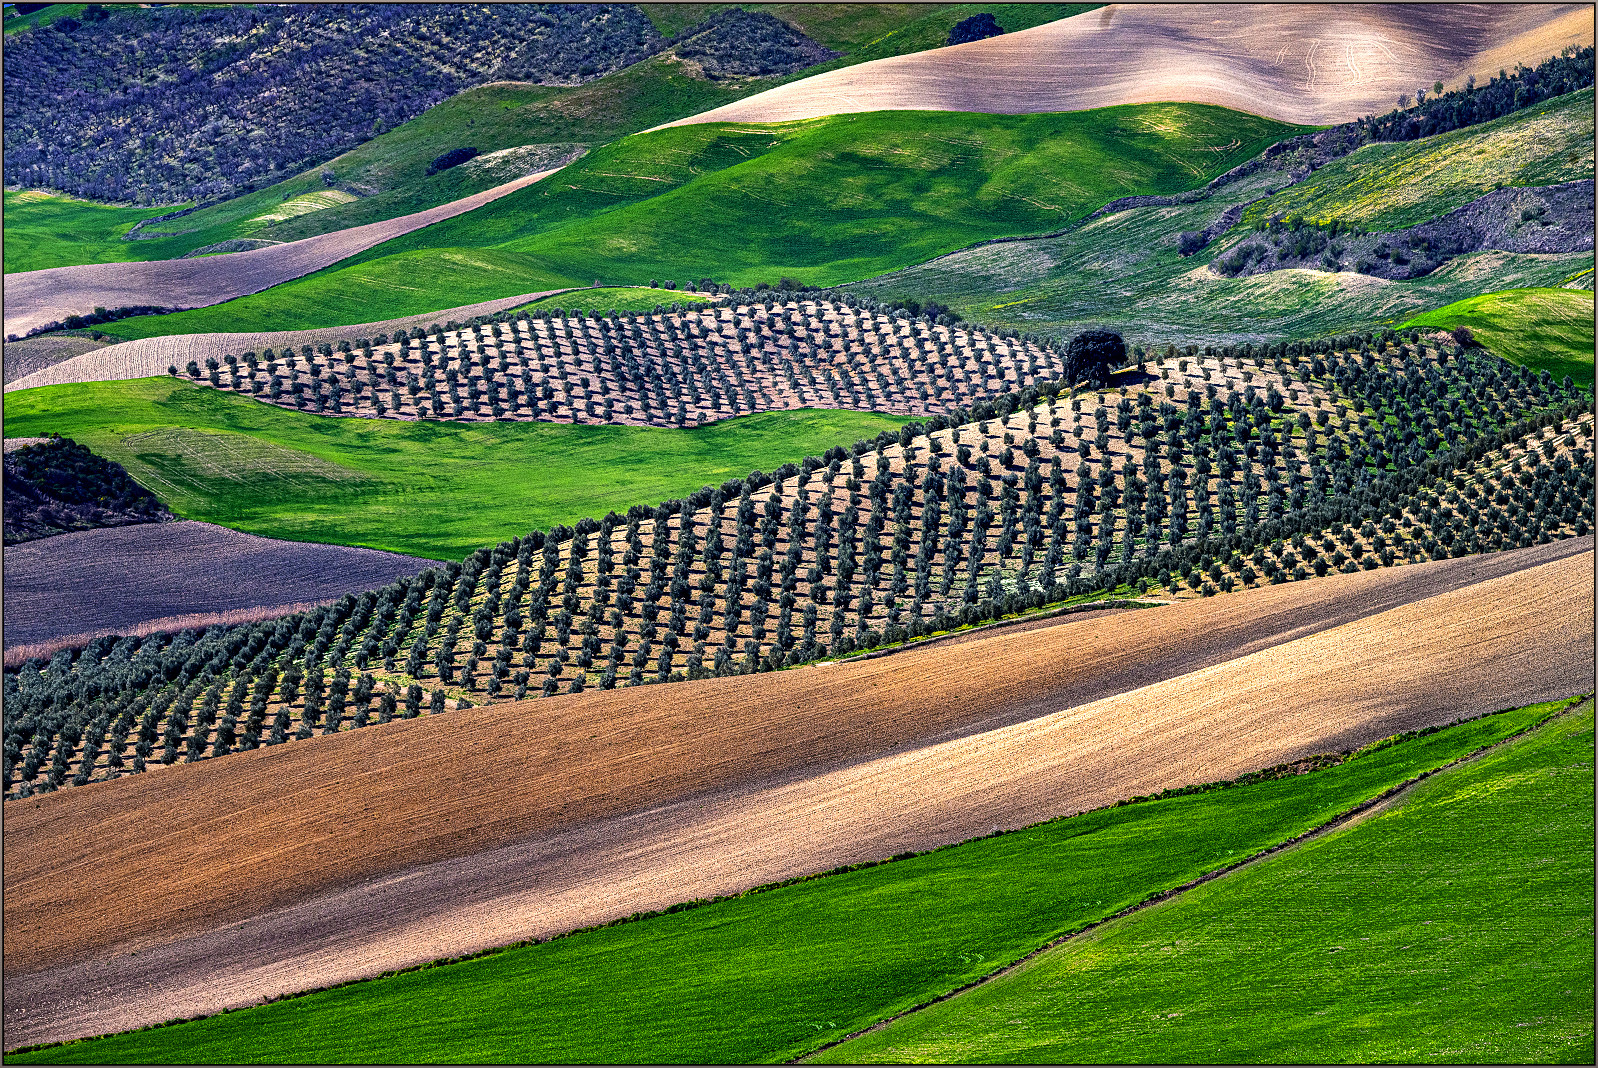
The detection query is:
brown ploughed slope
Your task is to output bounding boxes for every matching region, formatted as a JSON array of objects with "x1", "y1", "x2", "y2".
[
  {"x1": 659, "y1": 4, "x2": 1593, "y2": 130},
  {"x1": 3, "y1": 538, "x2": 1586, "y2": 968},
  {"x1": 2, "y1": 544, "x2": 1590, "y2": 1050}
]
